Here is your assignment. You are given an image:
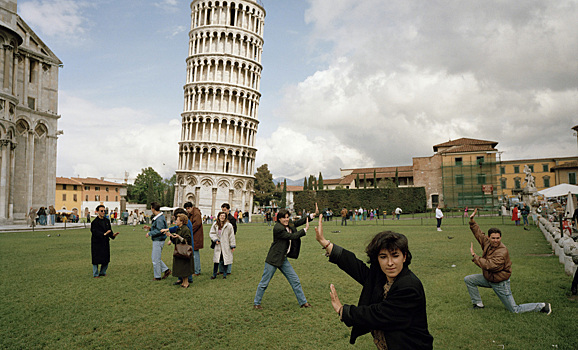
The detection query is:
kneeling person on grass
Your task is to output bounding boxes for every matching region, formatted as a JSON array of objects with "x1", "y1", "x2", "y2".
[{"x1": 464, "y1": 208, "x2": 551, "y2": 314}]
